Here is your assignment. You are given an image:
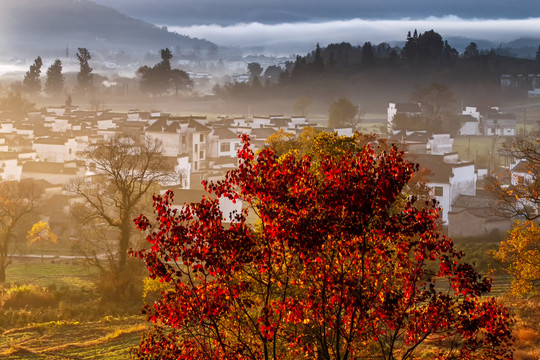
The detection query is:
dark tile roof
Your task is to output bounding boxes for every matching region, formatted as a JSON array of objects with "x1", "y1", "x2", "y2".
[
  {"x1": 188, "y1": 119, "x2": 211, "y2": 132},
  {"x1": 407, "y1": 154, "x2": 472, "y2": 183},
  {"x1": 22, "y1": 162, "x2": 79, "y2": 175},
  {"x1": 251, "y1": 128, "x2": 277, "y2": 139},
  {"x1": 213, "y1": 127, "x2": 238, "y2": 140}
]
